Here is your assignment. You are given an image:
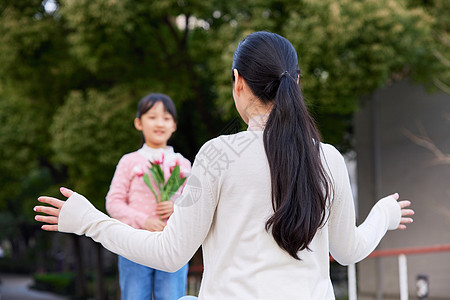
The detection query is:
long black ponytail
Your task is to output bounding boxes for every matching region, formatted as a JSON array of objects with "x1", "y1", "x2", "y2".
[{"x1": 232, "y1": 31, "x2": 331, "y2": 260}]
